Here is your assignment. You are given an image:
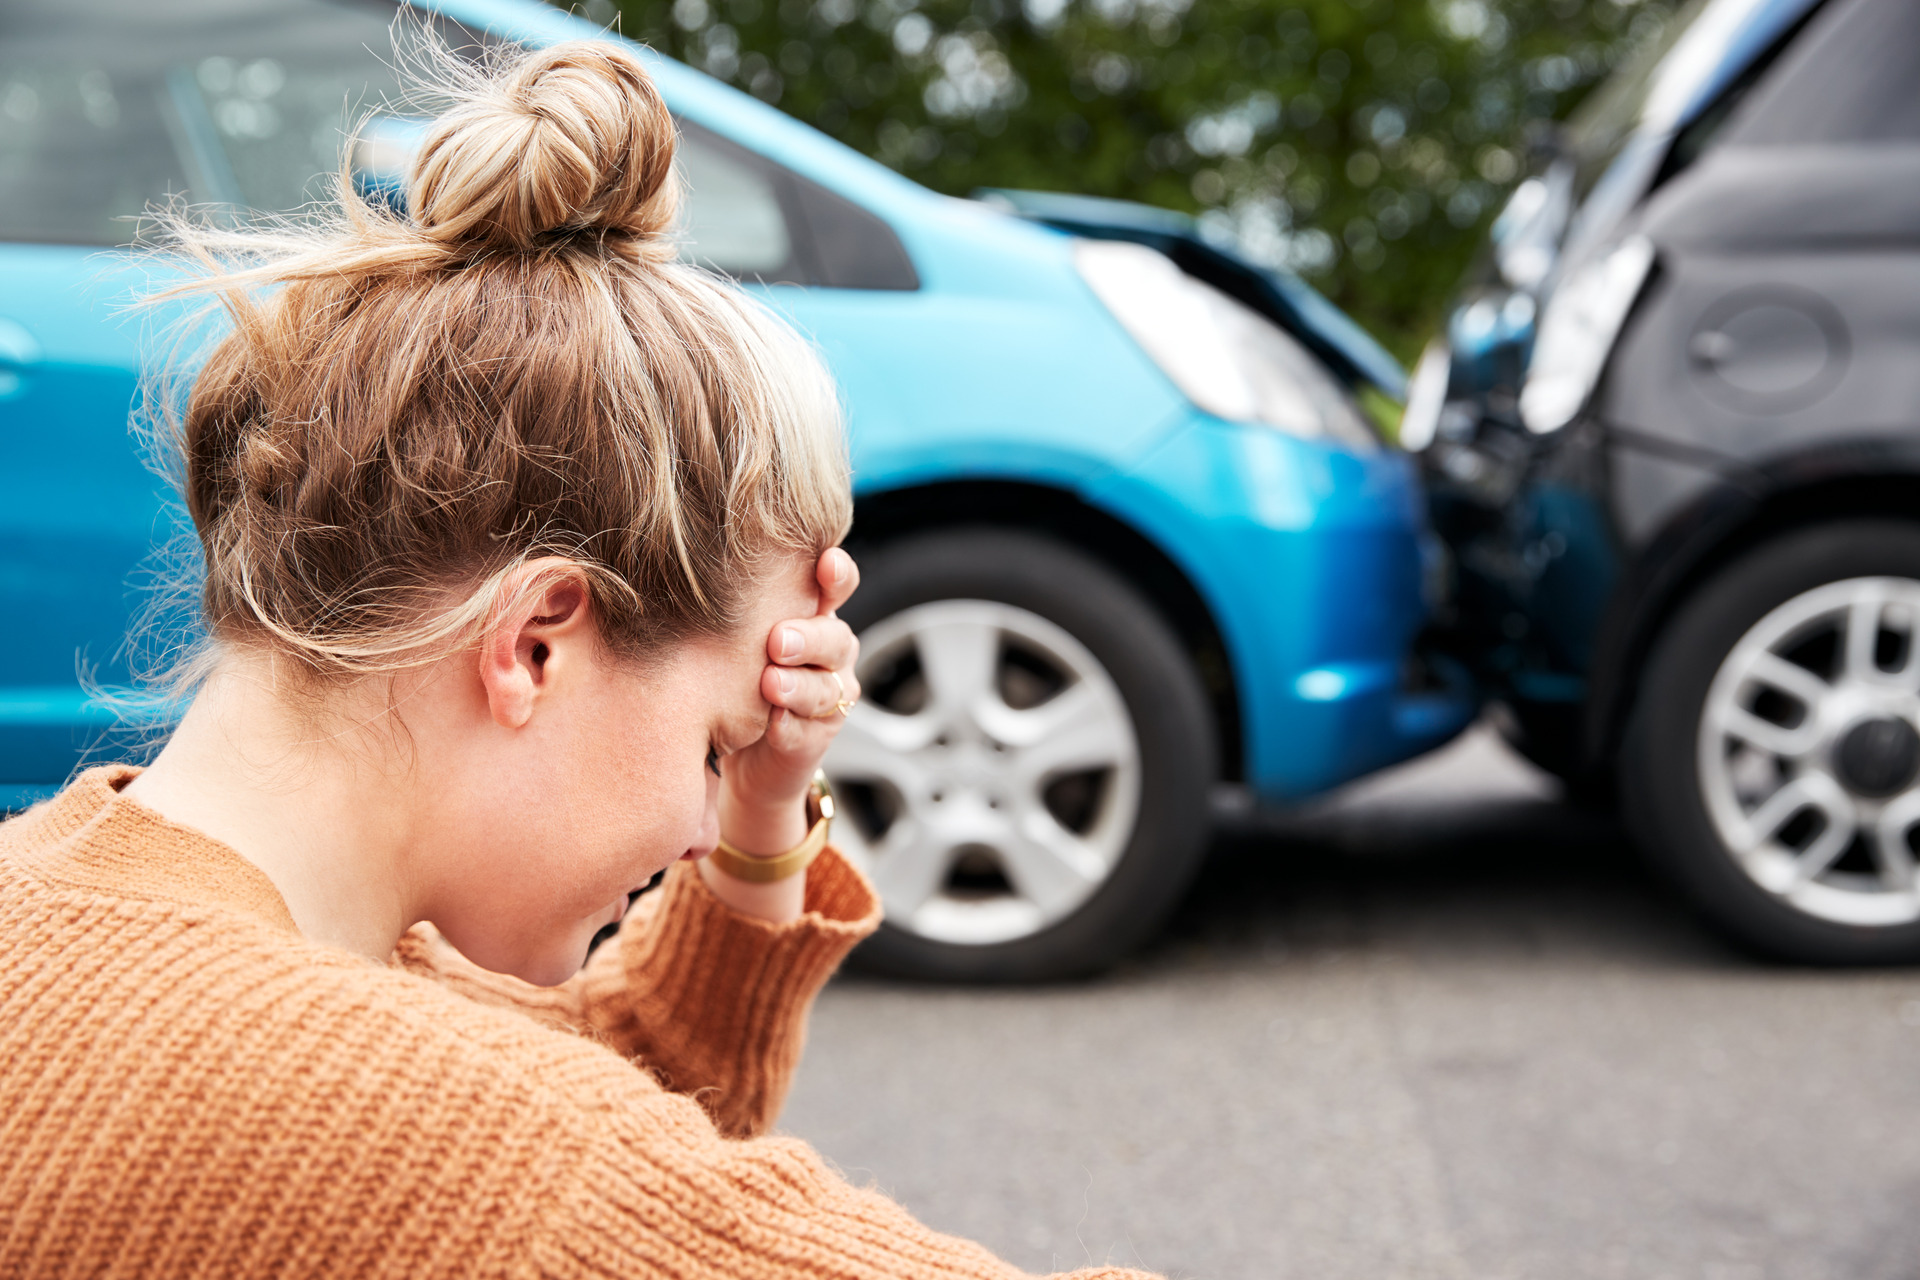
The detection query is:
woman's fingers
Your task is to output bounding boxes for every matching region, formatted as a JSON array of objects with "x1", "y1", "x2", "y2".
[
  {"x1": 724, "y1": 552, "x2": 862, "y2": 799},
  {"x1": 761, "y1": 662, "x2": 862, "y2": 720},
  {"x1": 747, "y1": 689, "x2": 850, "y2": 771},
  {"x1": 755, "y1": 705, "x2": 815, "y2": 756},
  {"x1": 816, "y1": 547, "x2": 859, "y2": 616},
  {"x1": 768, "y1": 613, "x2": 859, "y2": 673}
]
